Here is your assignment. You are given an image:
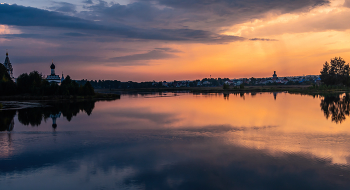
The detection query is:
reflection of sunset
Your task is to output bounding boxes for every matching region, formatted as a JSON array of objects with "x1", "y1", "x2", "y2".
[
  {"x1": 97, "y1": 93, "x2": 350, "y2": 132},
  {"x1": 0, "y1": 133, "x2": 13, "y2": 159},
  {"x1": 95, "y1": 93, "x2": 350, "y2": 165}
]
